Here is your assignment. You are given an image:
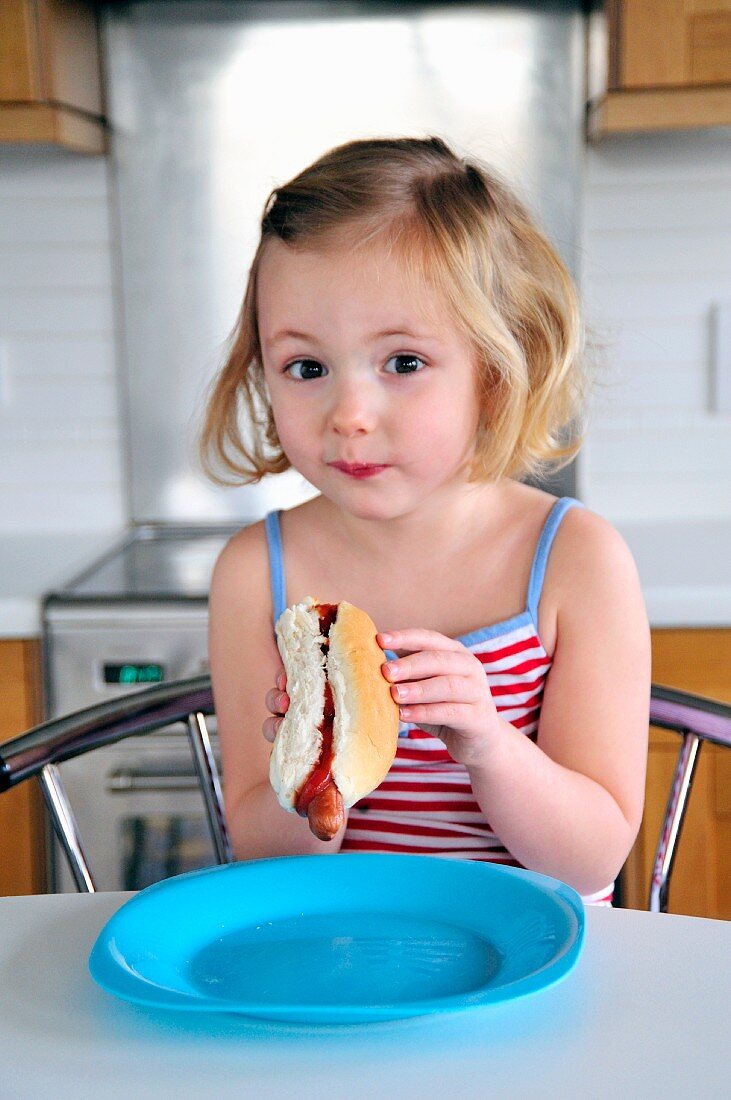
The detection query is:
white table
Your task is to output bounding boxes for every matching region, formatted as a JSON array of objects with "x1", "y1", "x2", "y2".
[{"x1": 1, "y1": 892, "x2": 729, "y2": 1100}]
